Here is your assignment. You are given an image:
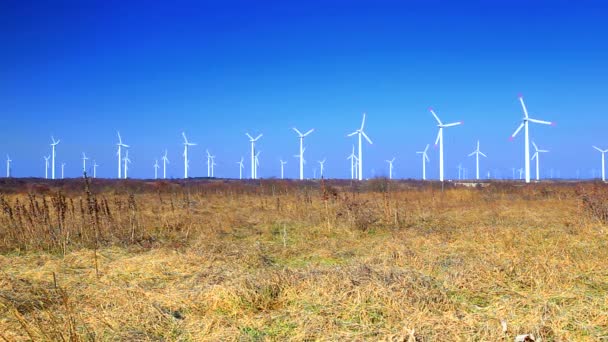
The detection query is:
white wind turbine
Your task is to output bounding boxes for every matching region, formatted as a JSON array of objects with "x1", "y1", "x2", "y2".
[
  {"x1": 318, "y1": 158, "x2": 326, "y2": 178},
  {"x1": 154, "y1": 159, "x2": 159, "y2": 179},
  {"x1": 82, "y1": 152, "x2": 89, "y2": 176},
  {"x1": 237, "y1": 157, "x2": 244, "y2": 180},
  {"x1": 468, "y1": 140, "x2": 487, "y2": 180},
  {"x1": 592, "y1": 146, "x2": 608, "y2": 182},
  {"x1": 206, "y1": 150, "x2": 215, "y2": 177},
  {"x1": 6, "y1": 155, "x2": 11, "y2": 178},
  {"x1": 211, "y1": 155, "x2": 216, "y2": 177},
  {"x1": 246, "y1": 133, "x2": 263, "y2": 179},
  {"x1": 430, "y1": 108, "x2": 462, "y2": 182},
  {"x1": 293, "y1": 128, "x2": 314, "y2": 180},
  {"x1": 457, "y1": 163, "x2": 463, "y2": 180},
  {"x1": 44, "y1": 156, "x2": 50, "y2": 179},
  {"x1": 254, "y1": 151, "x2": 261, "y2": 179},
  {"x1": 280, "y1": 159, "x2": 287, "y2": 179},
  {"x1": 385, "y1": 158, "x2": 395, "y2": 179},
  {"x1": 416, "y1": 144, "x2": 430, "y2": 180},
  {"x1": 93, "y1": 161, "x2": 98, "y2": 178},
  {"x1": 161, "y1": 149, "x2": 169, "y2": 179},
  {"x1": 50, "y1": 136, "x2": 60, "y2": 179},
  {"x1": 123, "y1": 150, "x2": 131, "y2": 179},
  {"x1": 510, "y1": 95, "x2": 555, "y2": 183},
  {"x1": 531, "y1": 141, "x2": 549, "y2": 181},
  {"x1": 61, "y1": 163, "x2": 65, "y2": 179},
  {"x1": 182, "y1": 132, "x2": 196, "y2": 179},
  {"x1": 347, "y1": 145, "x2": 357, "y2": 180},
  {"x1": 293, "y1": 148, "x2": 306, "y2": 178},
  {"x1": 347, "y1": 113, "x2": 372, "y2": 181},
  {"x1": 116, "y1": 132, "x2": 129, "y2": 179}
]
